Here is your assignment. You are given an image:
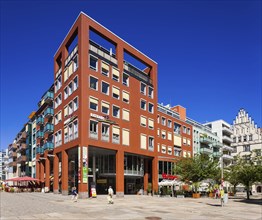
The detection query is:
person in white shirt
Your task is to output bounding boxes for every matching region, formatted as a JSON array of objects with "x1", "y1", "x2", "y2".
[{"x1": 108, "y1": 186, "x2": 114, "y2": 204}]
